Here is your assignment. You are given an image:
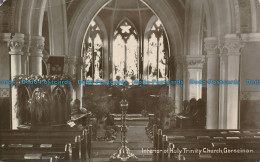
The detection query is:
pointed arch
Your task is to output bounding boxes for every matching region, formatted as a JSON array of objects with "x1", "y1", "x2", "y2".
[
  {"x1": 115, "y1": 17, "x2": 138, "y2": 35},
  {"x1": 82, "y1": 16, "x2": 108, "y2": 81},
  {"x1": 143, "y1": 15, "x2": 169, "y2": 81},
  {"x1": 113, "y1": 17, "x2": 139, "y2": 81},
  {"x1": 114, "y1": 17, "x2": 138, "y2": 42},
  {"x1": 68, "y1": 0, "x2": 183, "y2": 64}
]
